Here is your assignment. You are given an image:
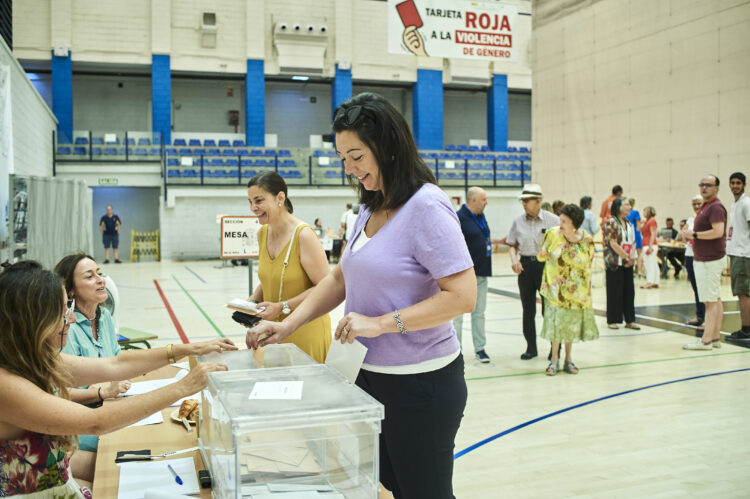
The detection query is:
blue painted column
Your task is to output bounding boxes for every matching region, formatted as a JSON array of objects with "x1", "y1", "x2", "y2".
[
  {"x1": 413, "y1": 69, "x2": 443, "y2": 150},
  {"x1": 51, "y1": 50, "x2": 73, "y2": 144},
  {"x1": 331, "y1": 64, "x2": 352, "y2": 116},
  {"x1": 487, "y1": 74, "x2": 508, "y2": 151},
  {"x1": 151, "y1": 55, "x2": 172, "y2": 145},
  {"x1": 245, "y1": 59, "x2": 265, "y2": 147}
]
